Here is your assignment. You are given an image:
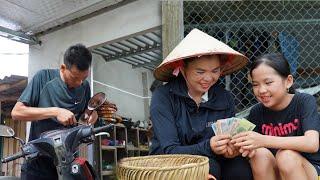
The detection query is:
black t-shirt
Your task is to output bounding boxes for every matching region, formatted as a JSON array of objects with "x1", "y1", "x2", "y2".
[
  {"x1": 18, "y1": 69, "x2": 91, "y2": 179},
  {"x1": 248, "y1": 92, "x2": 320, "y2": 166}
]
